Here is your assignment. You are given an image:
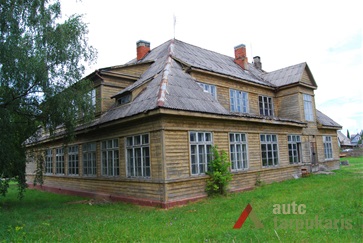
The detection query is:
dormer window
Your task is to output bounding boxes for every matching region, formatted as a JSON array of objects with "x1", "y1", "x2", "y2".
[
  {"x1": 197, "y1": 82, "x2": 217, "y2": 99},
  {"x1": 117, "y1": 94, "x2": 131, "y2": 105},
  {"x1": 89, "y1": 89, "x2": 96, "y2": 108},
  {"x1": 230, "y1": 89, "x2": 249, "y2": 113},
  {"x1": 303, "y1": 94, "x2": 314, "y2": 121},
  {"x1": 259, "y1": 95, "x2": 274, "y2": 116}
]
